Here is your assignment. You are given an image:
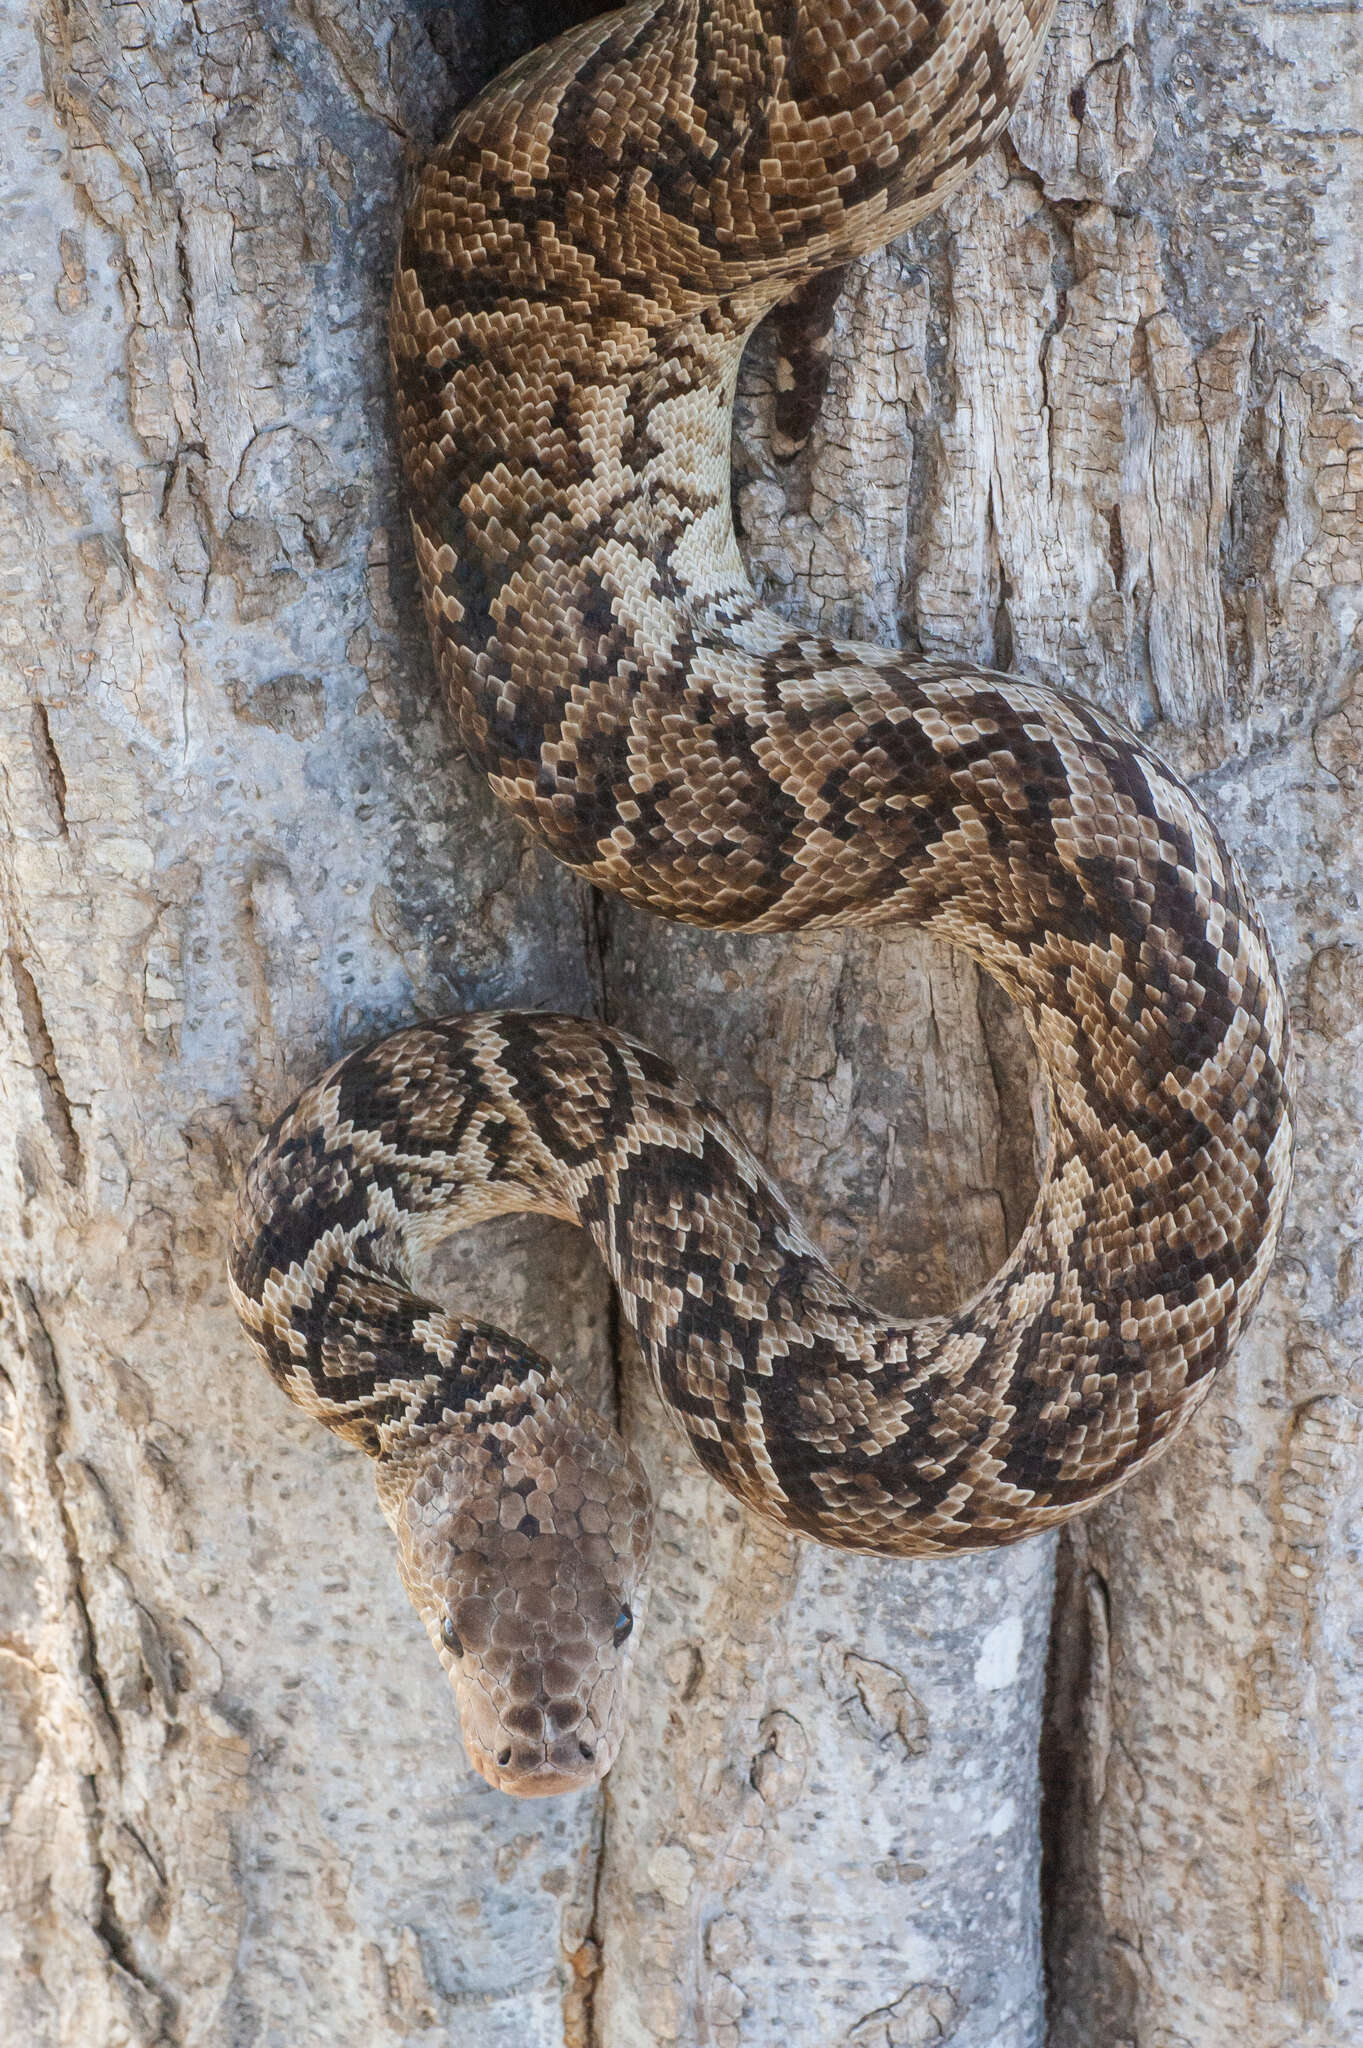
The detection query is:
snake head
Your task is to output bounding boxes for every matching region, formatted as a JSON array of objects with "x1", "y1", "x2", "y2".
[{"x1": 378, "y1": 1383, "x2": 653, "y2": 1796}]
